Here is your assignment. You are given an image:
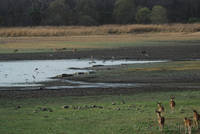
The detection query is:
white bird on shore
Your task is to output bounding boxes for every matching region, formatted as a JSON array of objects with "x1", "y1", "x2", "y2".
[{"x1": 89, "y1": 56, "x2": 96, "y2": 64}]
